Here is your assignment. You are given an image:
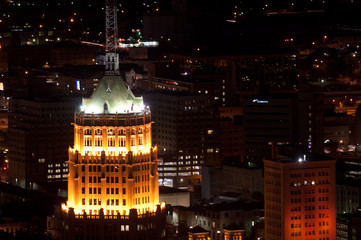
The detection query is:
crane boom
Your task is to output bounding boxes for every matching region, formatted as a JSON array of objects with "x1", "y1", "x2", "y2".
[{"x1": 105, "y1": 0, "x2": 119, "y2": 75}]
